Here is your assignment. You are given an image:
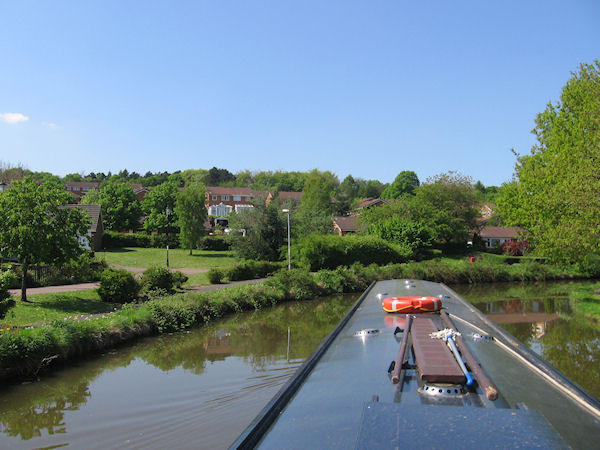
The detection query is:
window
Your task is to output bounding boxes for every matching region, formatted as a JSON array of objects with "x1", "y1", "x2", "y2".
[
  {"x1": 222, "y1": 195, "x2": 230, "y2": 201},
  {"x1": 212, "y1": 195, "x2": 218, "y2": 201},
  {"x1": 233, "y1": 195, "x2": 241, "y2": 201}
]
